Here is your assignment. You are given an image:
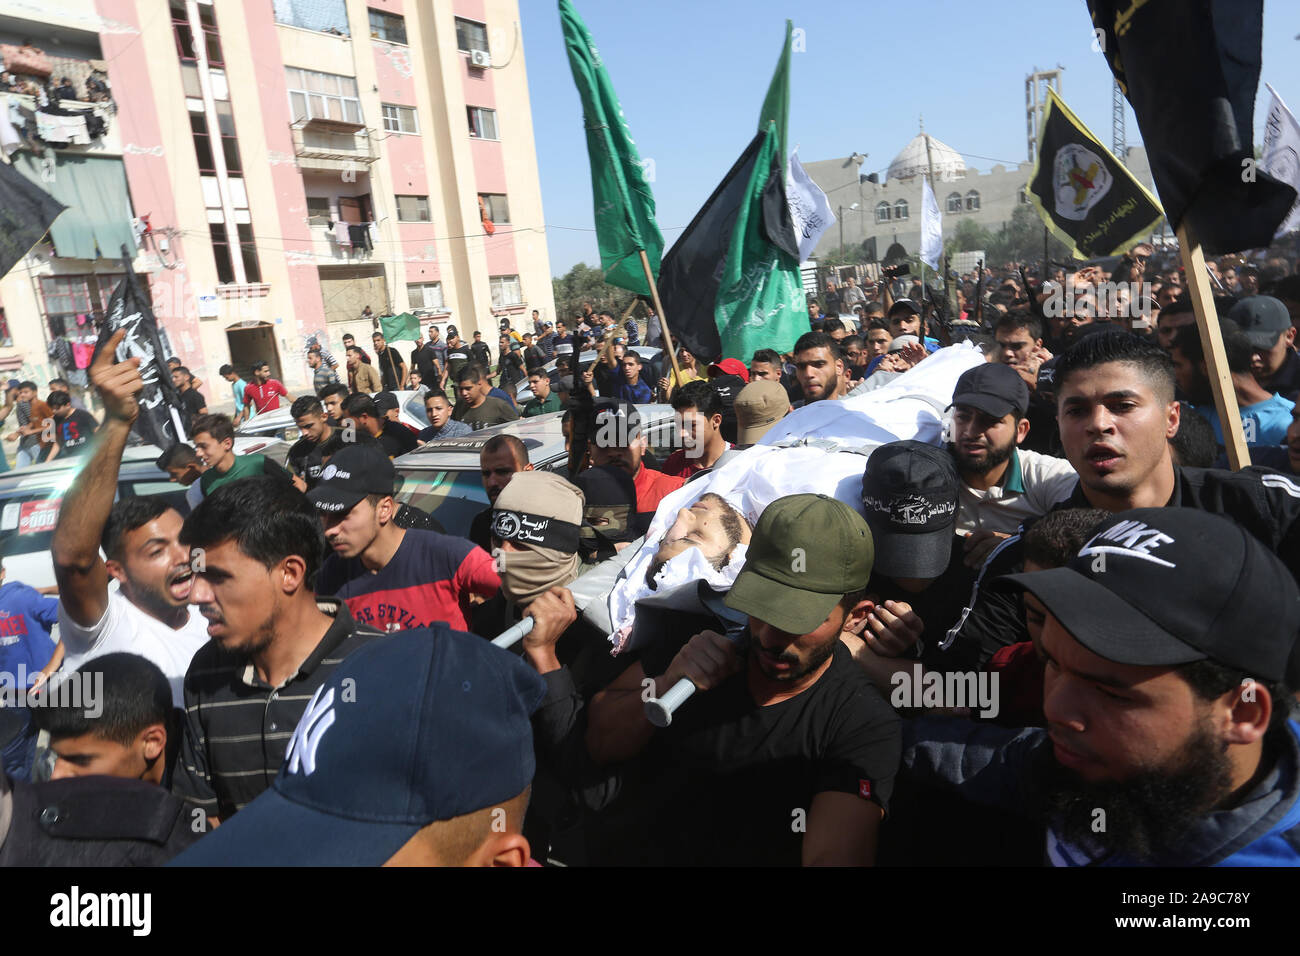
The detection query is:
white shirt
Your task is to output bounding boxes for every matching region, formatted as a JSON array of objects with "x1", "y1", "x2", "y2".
[
  {"x1": 955, "y1": 447, "x2": 1079, "y2": 536},
  {"x1": 57, "y1": 590, "x2": 210, "y2": 708}
]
